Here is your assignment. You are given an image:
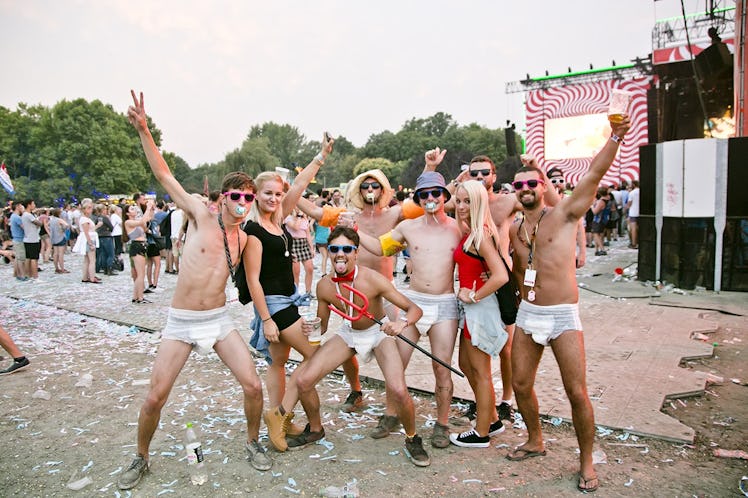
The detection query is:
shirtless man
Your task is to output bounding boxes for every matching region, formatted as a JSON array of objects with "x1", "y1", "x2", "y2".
[
  {"x1": 427, "y1": 151, "x2": 560, "y2": 426},
  {"x1": 296, "y1": 169, "x2": 423, "y2": 417},
  {"x1": 505, "y1": 116, "x2": 630, "y2": 493},
  {"x1": 278, "y1": 226, "x2": 430, "y2": 466},
  {"x1": 118, "y1": 91, "x2": 270, "y2": 491},
  {"x1": 547, "y1": 167, "x2": 587, "y2": 269},
  {"x1": 357, "y1": 162, "x2": 462, "y2": 449}
]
